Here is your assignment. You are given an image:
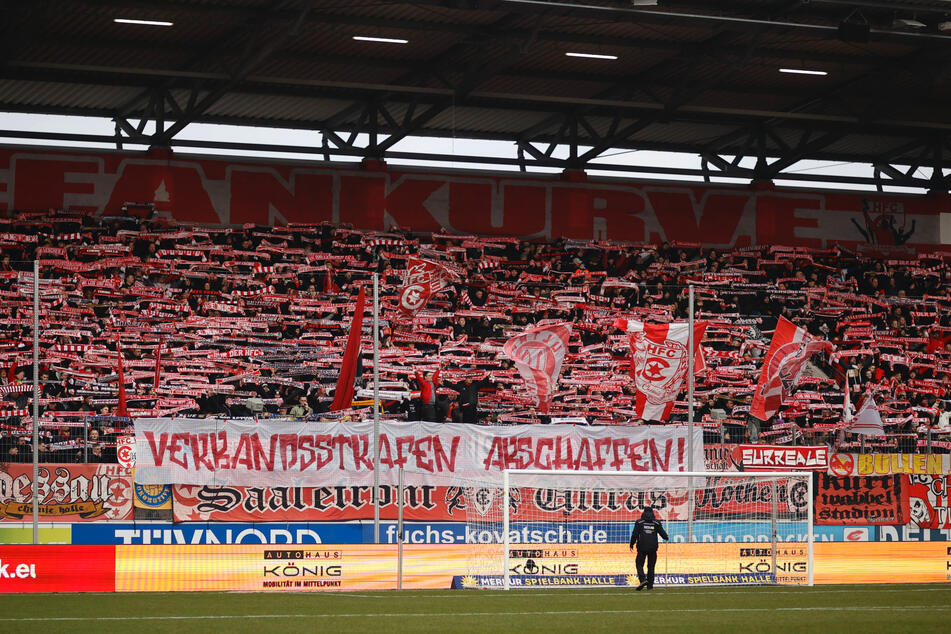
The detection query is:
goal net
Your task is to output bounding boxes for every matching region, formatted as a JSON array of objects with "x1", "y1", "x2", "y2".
[{"x1": 460, "y1": 470, "x2": 813, "y2": 590}]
